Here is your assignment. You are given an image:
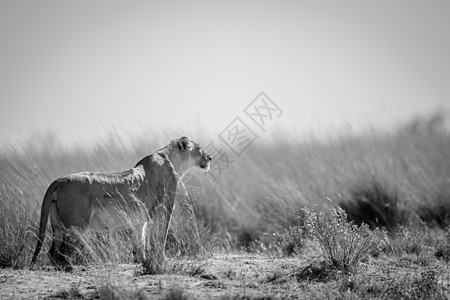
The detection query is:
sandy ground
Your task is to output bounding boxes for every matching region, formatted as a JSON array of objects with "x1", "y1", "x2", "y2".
[
  {"x1": 2, "y1": 252, "x2": 449, "y2": 299},
  {"x1": 0, "y1": 253, "x2": 305, "y2": 299}
]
